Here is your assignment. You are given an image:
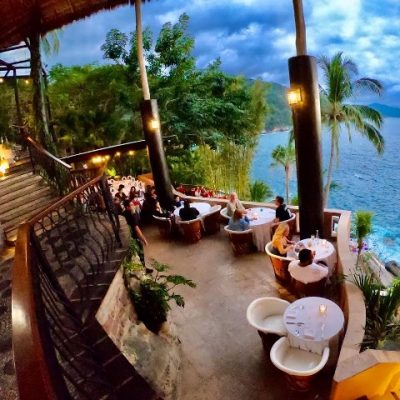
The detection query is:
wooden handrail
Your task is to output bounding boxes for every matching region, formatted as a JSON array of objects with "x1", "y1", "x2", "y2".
[
  {"x1": 26, "y1": 135, "x2": 72, "y2": 170},
  {"x1": 25, "y1": 174, "x2": 103, "y2": 225},
  {"x1": 12, "y1": 224, "x2": 61, "y2": 400}
]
